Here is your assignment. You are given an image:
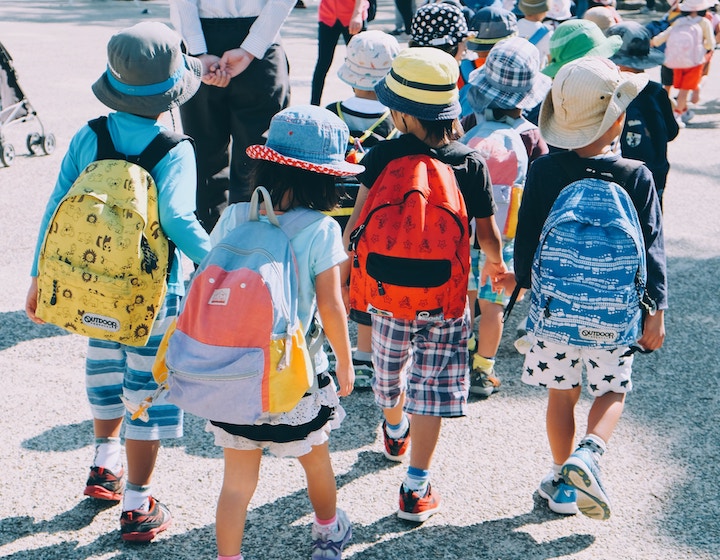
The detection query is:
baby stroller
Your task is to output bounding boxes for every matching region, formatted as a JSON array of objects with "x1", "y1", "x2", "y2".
[{"x1": 0, "y1": 40, "x2": 55, "y2": 167}]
